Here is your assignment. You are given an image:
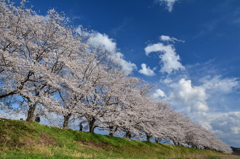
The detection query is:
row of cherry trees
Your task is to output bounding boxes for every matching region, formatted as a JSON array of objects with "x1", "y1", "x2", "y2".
[{"x1": 0, "y1": 0, "x2": 232, "y2": 154}]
